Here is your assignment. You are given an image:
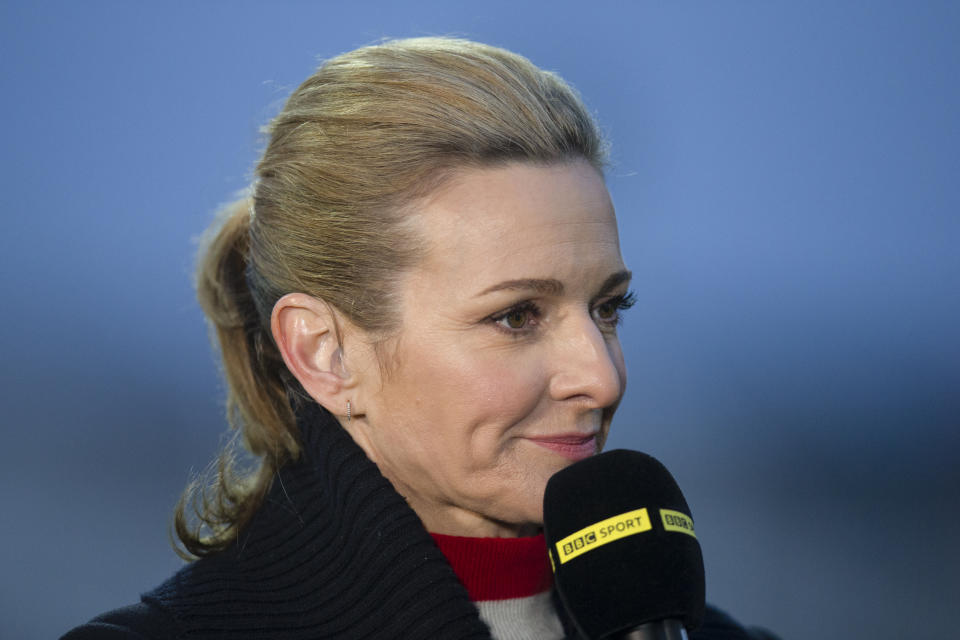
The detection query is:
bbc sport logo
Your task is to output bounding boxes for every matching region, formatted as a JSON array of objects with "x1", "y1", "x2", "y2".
[{"x1": 562, "y1": 531, "x2": 597, "y2": 556}]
